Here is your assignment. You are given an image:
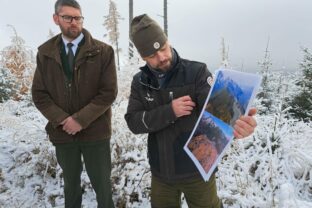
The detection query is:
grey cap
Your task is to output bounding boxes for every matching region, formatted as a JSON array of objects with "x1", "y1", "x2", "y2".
[{"x1": 130, "y1": 14, "x2": 167, "y2": 57}]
